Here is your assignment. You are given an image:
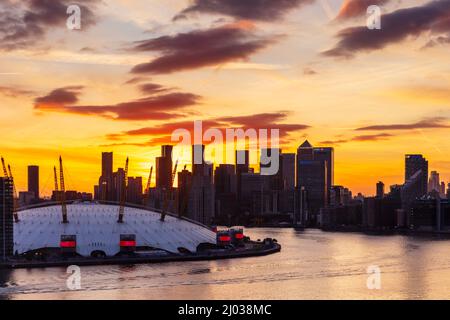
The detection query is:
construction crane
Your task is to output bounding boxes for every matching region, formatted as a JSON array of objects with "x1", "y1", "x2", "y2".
[
  {"x1": 144, "y1": 166, "x2": 153, "y2": 206},
  {"x1": 59, "y1": 156, "x2": 68, "y2": 224},
  {"x1": 160, "y1": 159, "x2": 178, "y2": 222},
  {"x1": 117, "y1": 157, "x2": 129, "y2": 223},
  {"x1": 1, "y1": 157, "x2": 8, "y2": 178},
  {"x1": 7, "y1": 164, "x2": 19, "y2": 223}
]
